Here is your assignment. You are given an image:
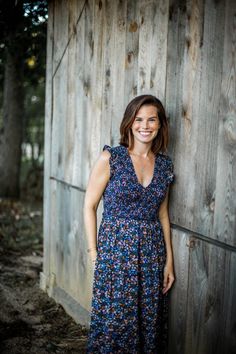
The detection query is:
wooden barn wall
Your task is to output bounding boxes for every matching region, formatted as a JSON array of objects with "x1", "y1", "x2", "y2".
[{"x1": 41, "y1": 0, "x2": 236, "y2": 353}]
